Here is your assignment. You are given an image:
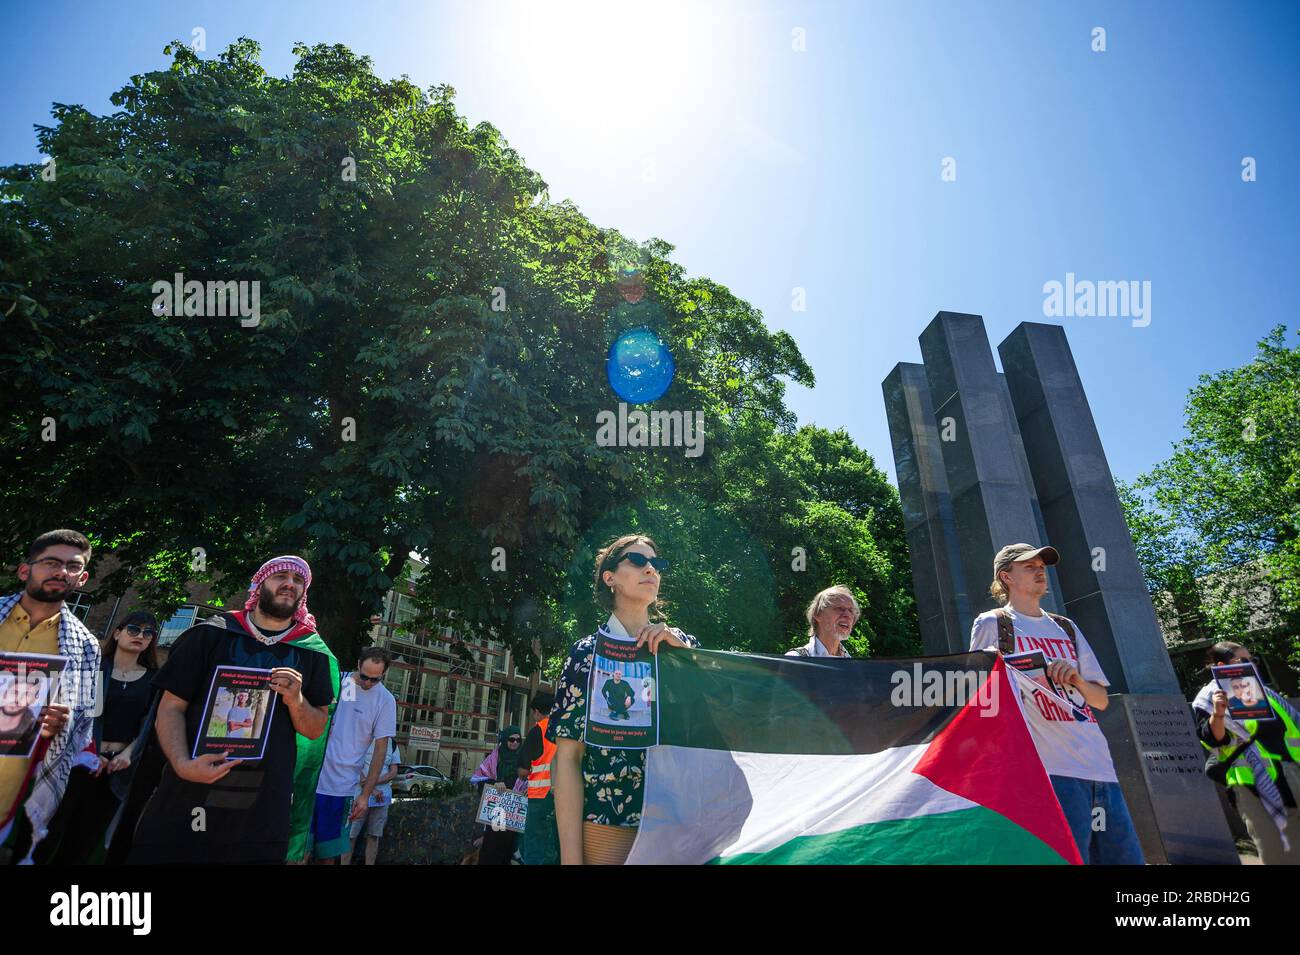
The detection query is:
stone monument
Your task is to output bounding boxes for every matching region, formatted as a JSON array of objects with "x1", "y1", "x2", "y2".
[{"x1": 883, "y1": 311, "x2": 1239, "y2": 864}]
